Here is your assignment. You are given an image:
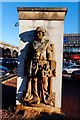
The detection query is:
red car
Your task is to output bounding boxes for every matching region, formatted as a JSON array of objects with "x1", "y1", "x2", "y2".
[{"x1": 71, "y1": 70, "x2": 80, "y2": 81}]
